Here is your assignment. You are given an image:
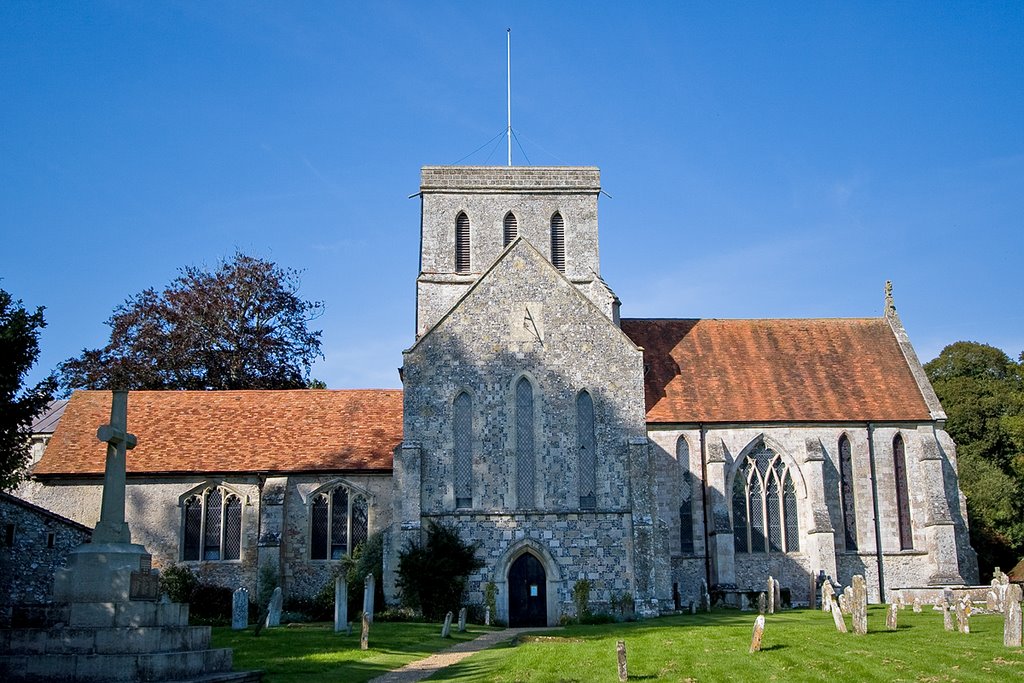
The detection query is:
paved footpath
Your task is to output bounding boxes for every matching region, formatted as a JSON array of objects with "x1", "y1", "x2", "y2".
[{"x1": 368, "y1": 627, "x2": 559, "y2": 683}]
